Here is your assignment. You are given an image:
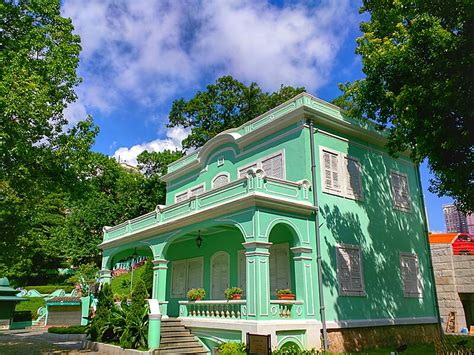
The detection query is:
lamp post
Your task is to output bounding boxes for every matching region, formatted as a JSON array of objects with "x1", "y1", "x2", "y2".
[{"x1": 130, "y1": 248, "x2": 138, "y2": 293}]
